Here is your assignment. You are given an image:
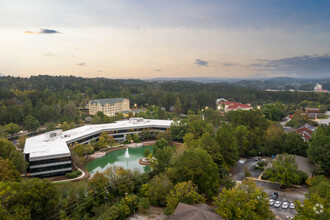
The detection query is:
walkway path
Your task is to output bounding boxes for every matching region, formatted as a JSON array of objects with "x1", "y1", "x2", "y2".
[{"x1": 52, "y1": 166, "x2": 86, "y2": 183}]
